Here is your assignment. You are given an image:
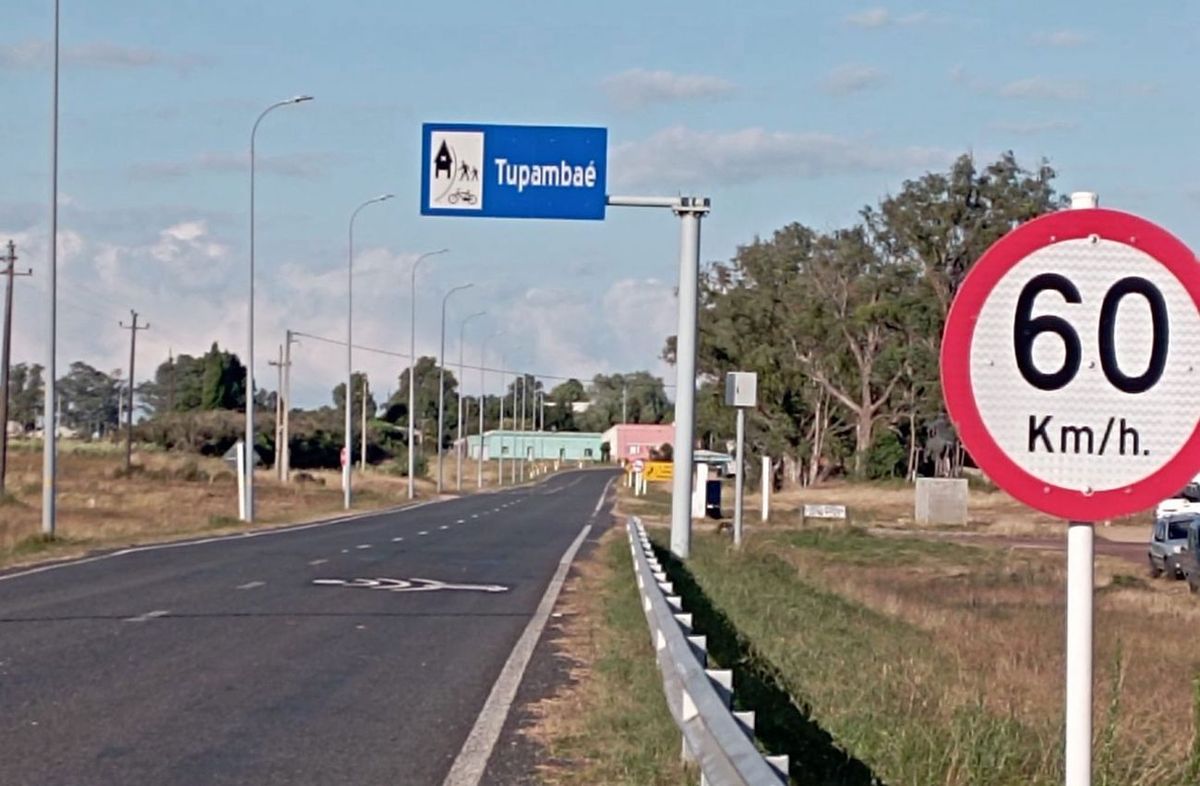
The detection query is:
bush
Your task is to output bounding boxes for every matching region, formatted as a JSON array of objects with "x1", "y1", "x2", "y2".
[
  {"x1": 383, "y1": 450, "x2": 428, "y2": 478},
  {"x1": 867, "y1": 430, "x2": 907, "y2": 479}
]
